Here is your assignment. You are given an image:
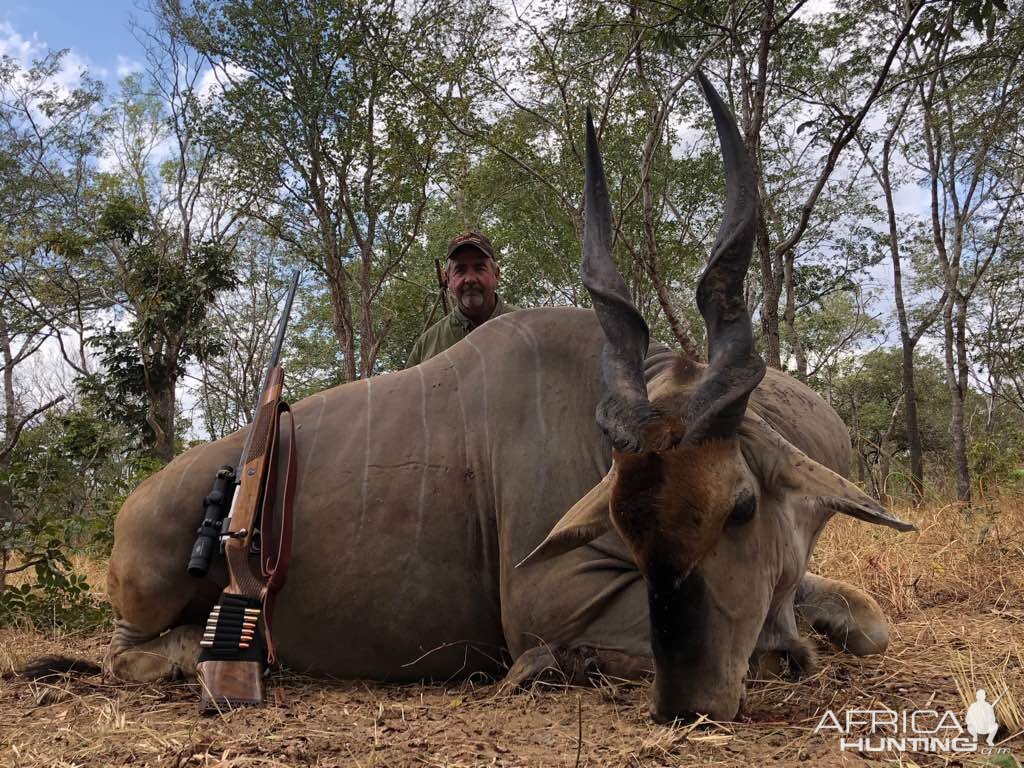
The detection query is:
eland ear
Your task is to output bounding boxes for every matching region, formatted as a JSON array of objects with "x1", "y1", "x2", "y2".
[
  {"x1": 740, "y1": 413, "x2": 916, "y2": 533},
  {"x1": 516, "y1": 469, "x2": 615, "y2": 568}
]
